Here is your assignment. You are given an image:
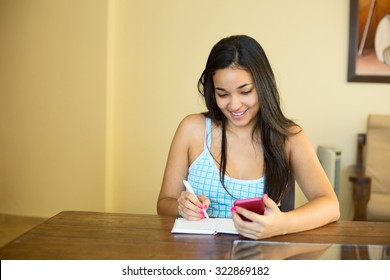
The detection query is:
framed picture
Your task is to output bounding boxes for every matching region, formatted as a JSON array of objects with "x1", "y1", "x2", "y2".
[{"x1": 348, "y1": 0, "x2": 390, "y2": 83}]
